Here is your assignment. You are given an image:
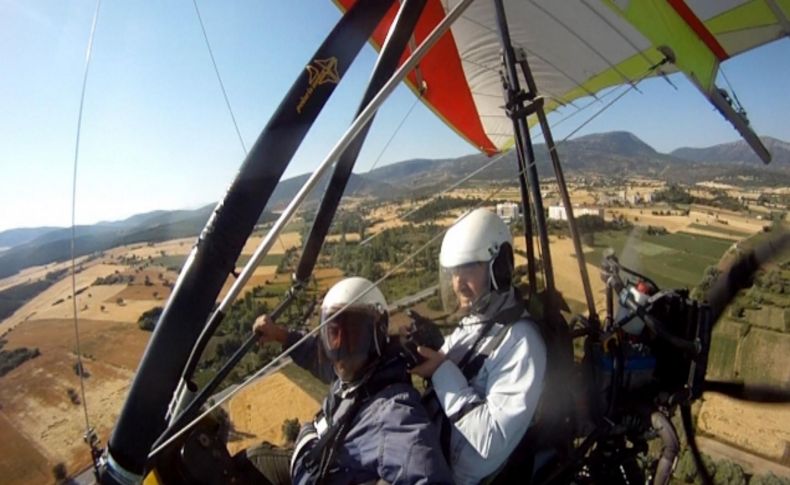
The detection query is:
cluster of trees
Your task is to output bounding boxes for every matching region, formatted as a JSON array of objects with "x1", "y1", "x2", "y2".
[
  {"x1": 651, "y1": 209, "x2": 689, "y2": 216},
  {"x1": 137, "y1": 306, "x2": 163, "y2": 331},
  {"x1": 402, "y1": 196, "x2": 482, "y2": 224},
  {"x1": 276, "y1": 247, "x2": 300, "y2": 275},
  {"x1": 0, "y1": 267, "x2": 71, "y2": 319},
  {"x1": 709, "y1": 193, "x2": 746, "y2": 212},
  {"x1": 191, "y1": 282, "x2": 317, "y2": 392},
  {"x1": 326, "y1": 224, "x2": 441, "y2": 285},
  {"x1": 0, "y1": 278, "x2": 55, "y2": 320},
  {"x1": 0, "y1": 339, "x2": 40, "y2": 377},
  {"x1": 753, "y1": 268, "x2": 788, "y2": 296},
  {"x1": 282, "y1": 418, "x2": 300, "y2": 444},
  {"x1": 692, "y1": 266, "x2": 721, "y2": 300},
  {"x1": 672, "y1": 448, "x2": 787, "y2": 485},
  {"x1": 93, "y1": 272, "x2": 134, "y2": 285},
  {"x1": 654, "y1": 184, "x2": 695, "y2": 204},
  {"x1": 725, "y1": 264, "x2": 789, "y2": 323},
  {"x1": 646, "y1": 225, "x2": 669, "y2": 236},
  {"x1": 328, "y1": 211, "x2": 368, "y2": 236}
]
